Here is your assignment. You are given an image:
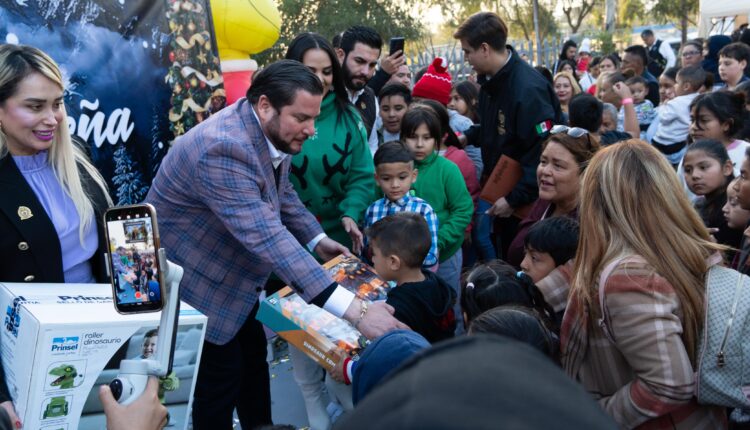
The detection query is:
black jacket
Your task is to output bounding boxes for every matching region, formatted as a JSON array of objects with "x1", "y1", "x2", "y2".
[
  {"x1": 0, "y1": 154, "x2": 110, "y2": 283},
  {"x1": 386, "y1": 270, "x2": 456, "y2": 343},
  {"x1": 465, "y1": 47, "x2": 562, "y2": 208}
]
